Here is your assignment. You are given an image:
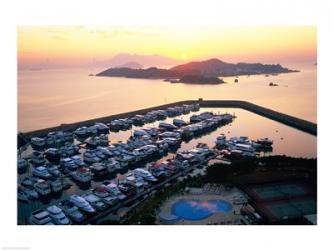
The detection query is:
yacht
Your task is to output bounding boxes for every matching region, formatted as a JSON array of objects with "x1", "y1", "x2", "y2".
[
  {"x1": 94, "y1": 122, "x2": 110, "y2": 134},
  {"x1": 215, "y1": 134, "x2": 226, "y2": 147},
  {"x1": 59, "y1": 200, "x2": 86, "y2": 223},
  {"x1": 32, "y1": 166, "x2": 51, "y2": 179},
  {"x1": 105, "y1": 183, "x2": 127, "y2": 201},
  {"x1": 34, "y1": 179, "x2": 51, "y2": 196},
  {"x1": 50, "y1": 179, "x2": 63, "y2": 193},
  {"x1": 47, "y1": 205, "x2": 71, "y2": 225},
  {"x1": 18, "y1": 187, "x2": 29, "y2": 201},
  {"x1": 24, "y1": 187, "x2": 39, "y2": 200},
  {"x1": 82, "y1": 193, "x2": 108, "y2": 211},
  {"x1": 96, "y1": 146, "x2": 113, "y2": 157},
  {"x1": 18, "y1": 159, "x2": 28, "y2": 173},
  {"x1": 74, "y1": 126, "x2": 90, "y2": 138},
  {"x1": 103, "y1": 195, "x2": 118, "y2": 206},
  {"x1": 47, "y1": 165, "x2": 61, "y2": 177},
  {"x1": 256, "y1": 138, "x2": 273, "y2": 147},
  {"x1": 91, "y1": 163, "x2": 108, "y2": 178},
  {"x1": 30, "y1": 137, "x2": 46, "y2": 150},
  {"x1": 83, "y1": 150, "x2": 101, "y2": 163},
  {"x1": 44, "y1": 148, "x2": 61, "y2": 163},
  {"x1": 71, "y1": 155, "x2": 86, "y2": 167},
  {"x1": 59, "y1": 143, "x2": 80, "y2": 157},
  {"x1": 30, "y1": 209, "x2": 53, "y2": 225},
  {"x1": 70, "y1": 167, "x2": 91, "y2": 183},
  {"x1": 30, "y1": 151, "x2": 46, "y2": 166},
  {"x1": 105, "y1": 159, "x2": 121, "y2": 174},
  {"x1": 69, "y1": 195, "x2": 96, "y2": 213},
  {"x1": 159, "y1": 122, "x2": 177, "y2": 131},
  {"x1": 133, "y1": 168, "x2": 157, "y2": 182},
  {"x1": 173, "y1": 118, "x2": 187, "y2": 127},
  {"x1": 92, "y1": 186, "x2": 110, "y2": 198},
  {"x1": 162, "y1": 137, "x2": 181, "y2": 148},
  {"x1": 60, "y1": 157, "x2": 78, "y2": 172}
]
